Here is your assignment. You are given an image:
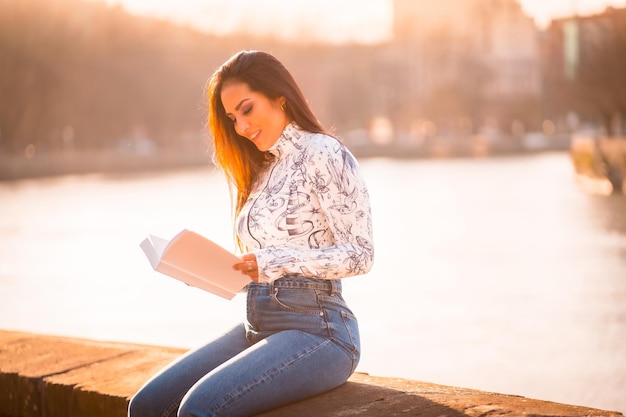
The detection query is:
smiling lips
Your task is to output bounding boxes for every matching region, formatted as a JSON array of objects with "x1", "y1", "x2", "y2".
[{"x1": 250, "y1": 131, "x2": 260, "y2": 141}]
